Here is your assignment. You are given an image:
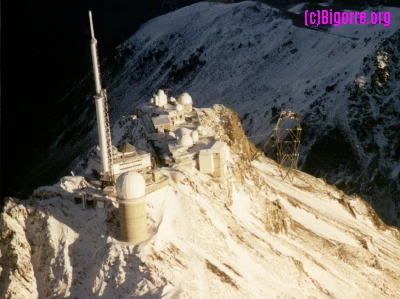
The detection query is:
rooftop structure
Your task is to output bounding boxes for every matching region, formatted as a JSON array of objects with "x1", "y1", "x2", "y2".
[{"x1": 118, "y1": 142, "x2": 137, "y2": 154}]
